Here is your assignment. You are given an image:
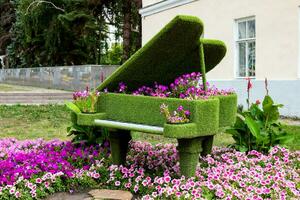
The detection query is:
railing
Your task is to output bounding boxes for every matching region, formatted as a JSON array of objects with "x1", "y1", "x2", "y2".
[{"x1": 0, "y1": 65, "x2": 118, "y2": 91}]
